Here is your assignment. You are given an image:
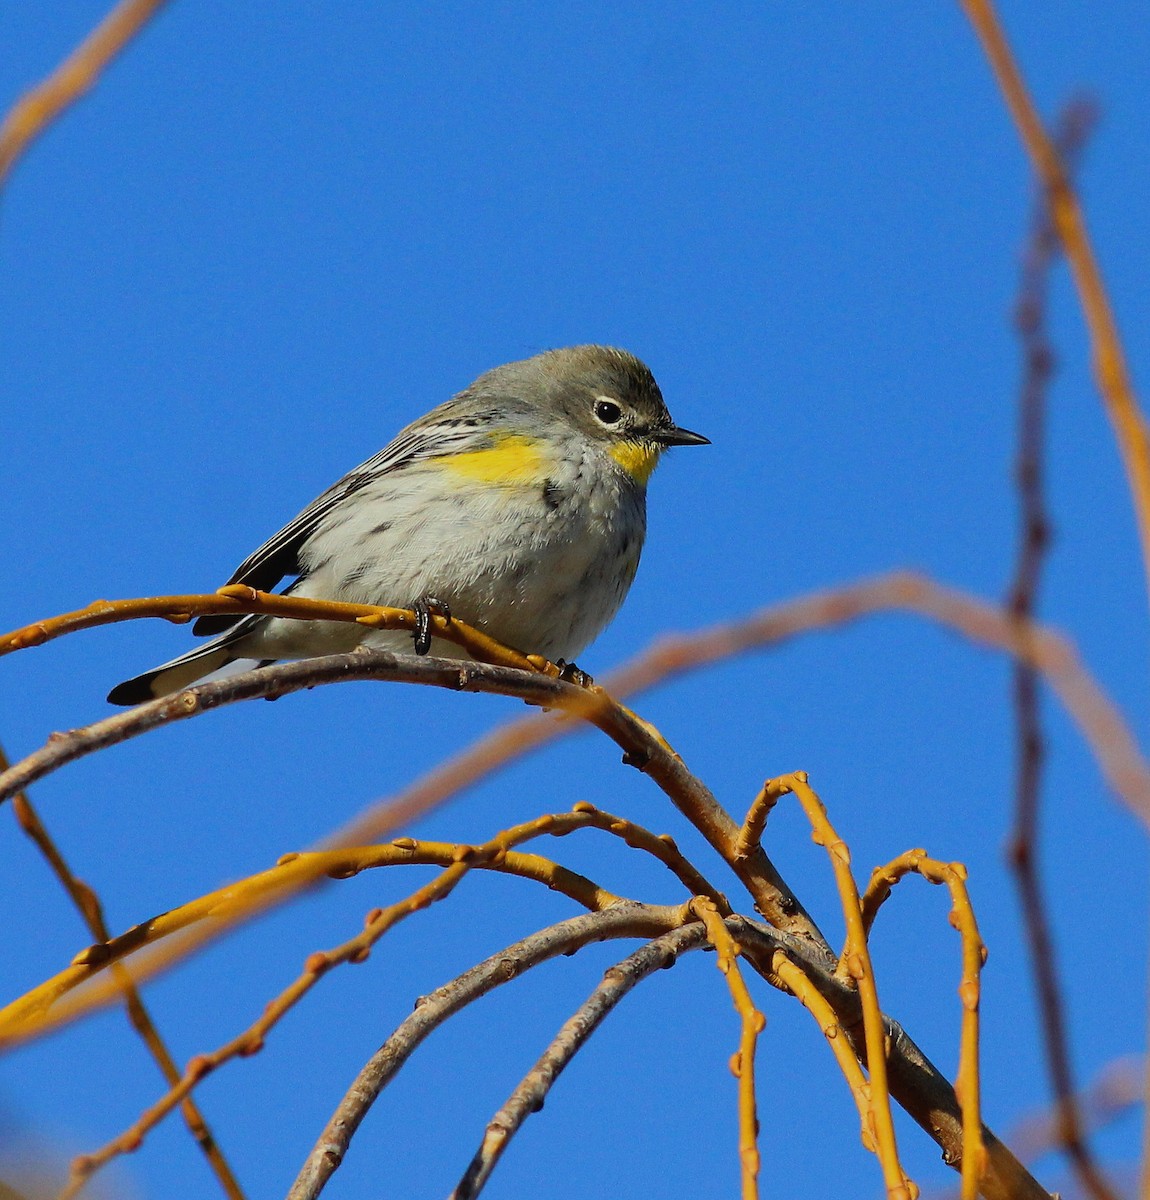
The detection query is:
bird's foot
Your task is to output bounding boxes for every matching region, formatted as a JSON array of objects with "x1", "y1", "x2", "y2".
[
  {"x1": 555, "y1": 658, "x2": 593, "y2": 688},
  {"x1": 412, "y1": 596, "x2": 452, "y2": 656}
]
